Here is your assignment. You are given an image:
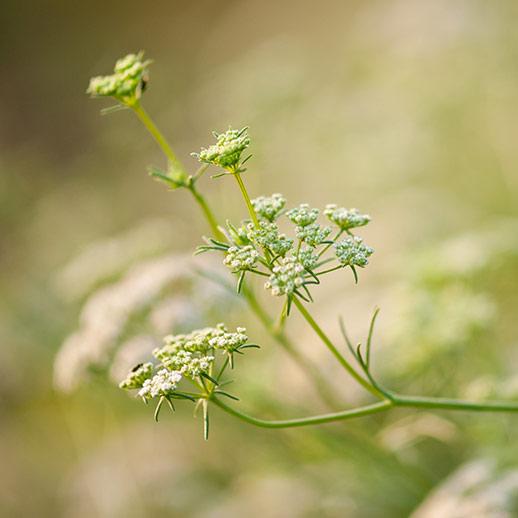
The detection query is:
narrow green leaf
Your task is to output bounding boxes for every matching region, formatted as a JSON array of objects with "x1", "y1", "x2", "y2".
[{"x1": 154, "y1": 396, "x2": 165, "y2": 422}]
